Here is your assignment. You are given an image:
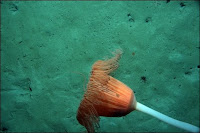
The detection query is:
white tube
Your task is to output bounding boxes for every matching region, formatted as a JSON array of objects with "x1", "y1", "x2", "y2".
[{"x1": 135, "y1": 102, "x2": 200, "y2": 132}]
